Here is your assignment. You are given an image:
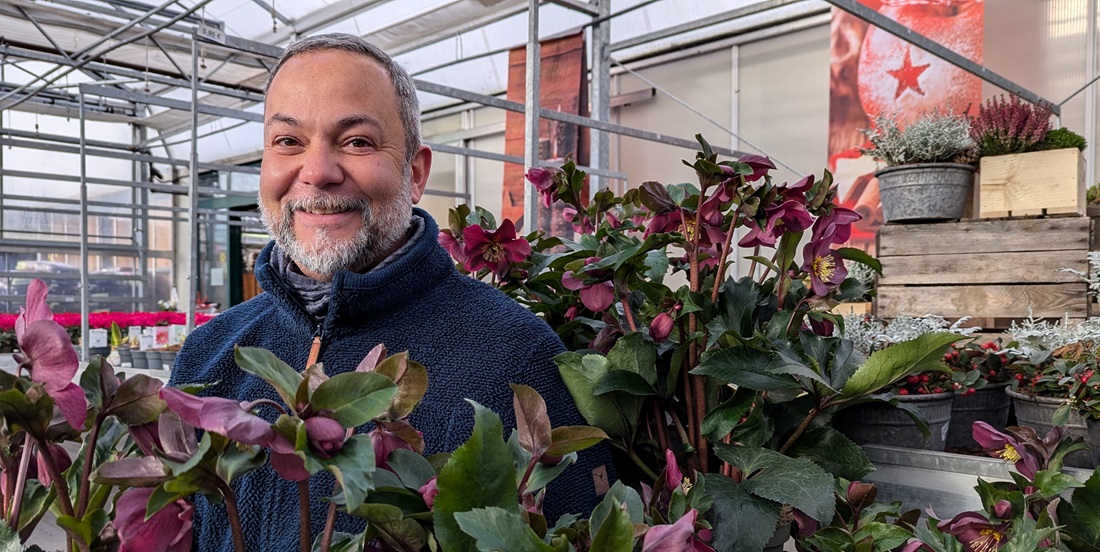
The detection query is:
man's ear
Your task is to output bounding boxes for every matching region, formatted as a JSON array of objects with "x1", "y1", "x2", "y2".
[{"x1": 408, "y1": 145, "x2": 433, "y2": 204}]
